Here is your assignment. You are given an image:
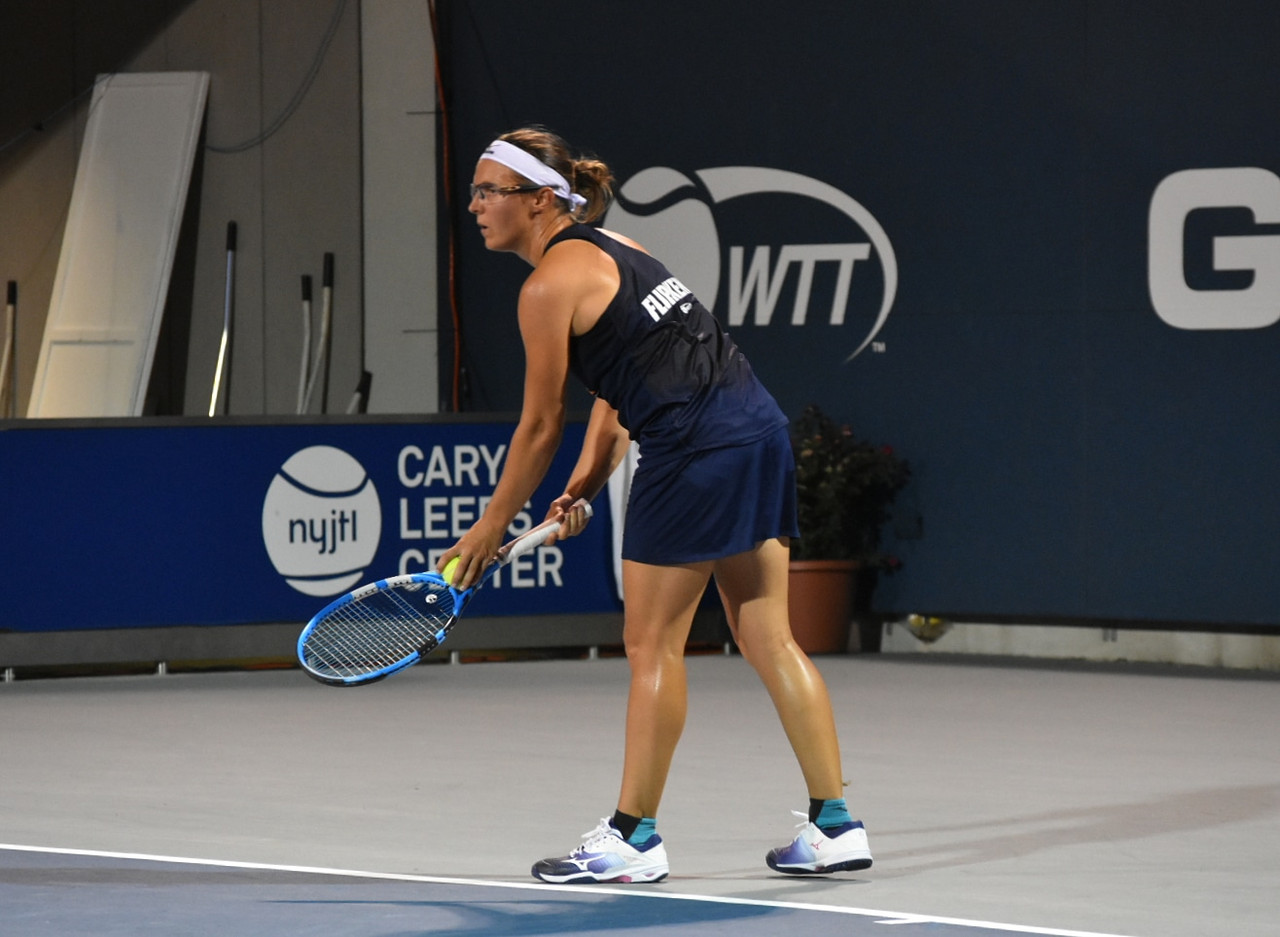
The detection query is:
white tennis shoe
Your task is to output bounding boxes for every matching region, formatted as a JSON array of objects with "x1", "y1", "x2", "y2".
[
  {"x1": 766, "y1": 810, "x2": 873, "y2": 874},
  {"x1": 531, "y1": 817, "x2": 669, "y2": 884}
]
